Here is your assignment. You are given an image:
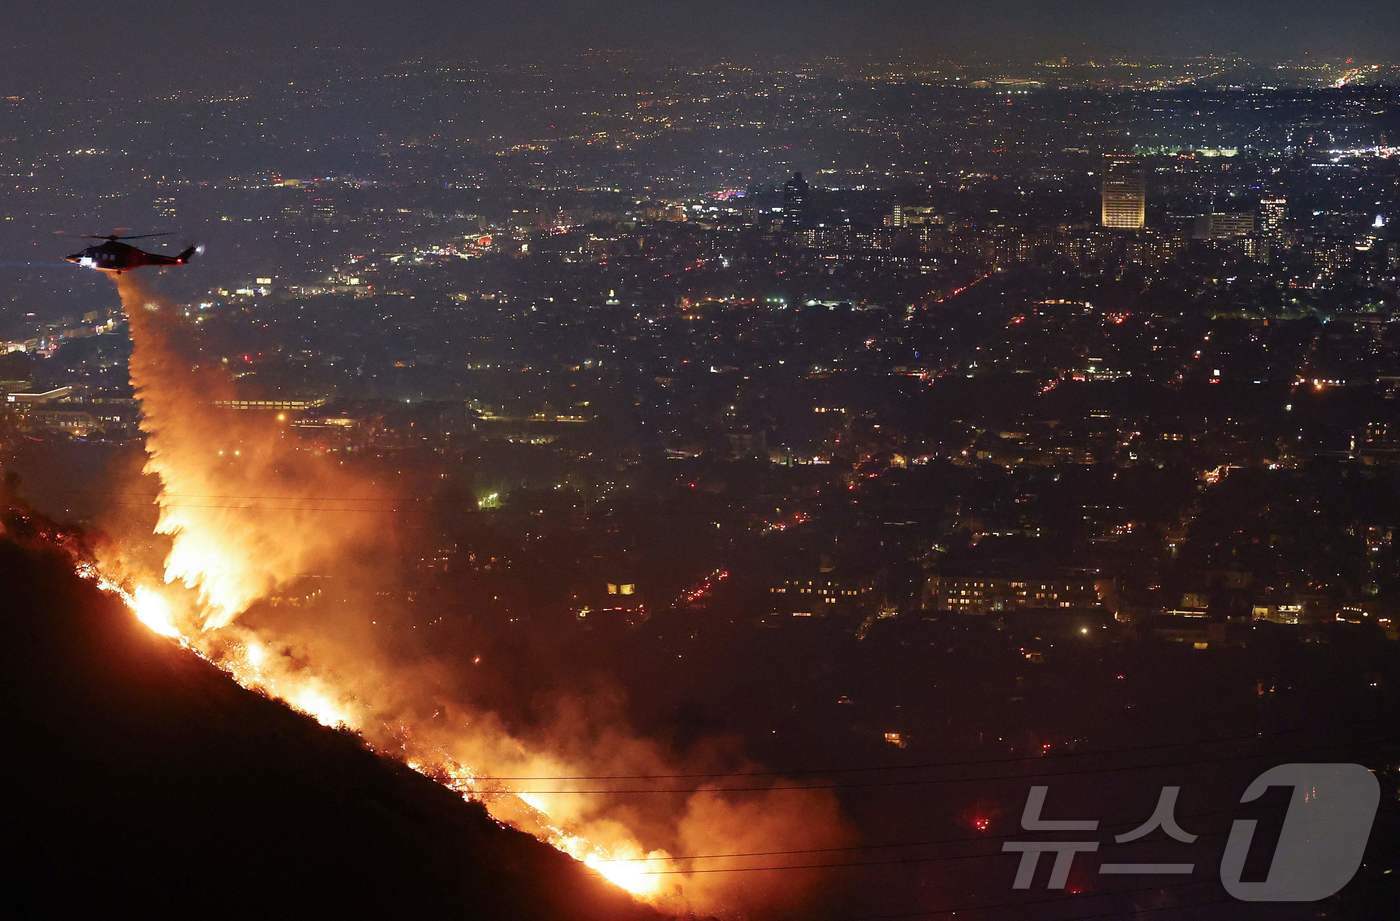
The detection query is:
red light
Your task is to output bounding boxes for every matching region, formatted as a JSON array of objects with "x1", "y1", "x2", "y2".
[{"x1": 973, "y1": 816, "x2": 991, "y2": 833}]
